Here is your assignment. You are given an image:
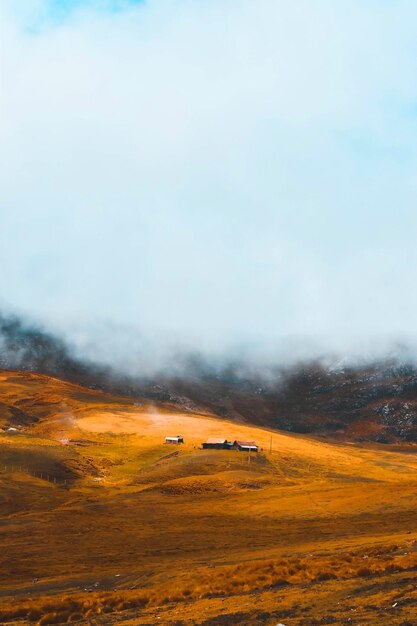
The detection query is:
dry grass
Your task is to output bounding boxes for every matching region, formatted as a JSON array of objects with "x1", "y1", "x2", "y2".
[
  {"x1": 1, "y1": 544, "x2": 417, "y2": 624},
  {"x1": 2, "y1": 371, "x2": 417, "y2": 624}
]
